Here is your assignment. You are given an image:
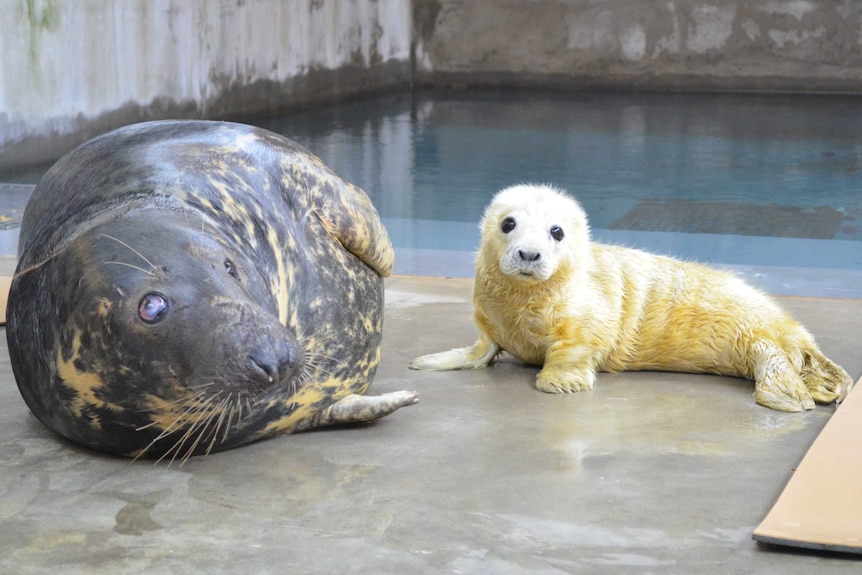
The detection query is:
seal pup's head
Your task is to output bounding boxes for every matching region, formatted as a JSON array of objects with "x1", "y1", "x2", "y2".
[{"x1": 478, "y1": 184, "x2": 591, "y2": 283}]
